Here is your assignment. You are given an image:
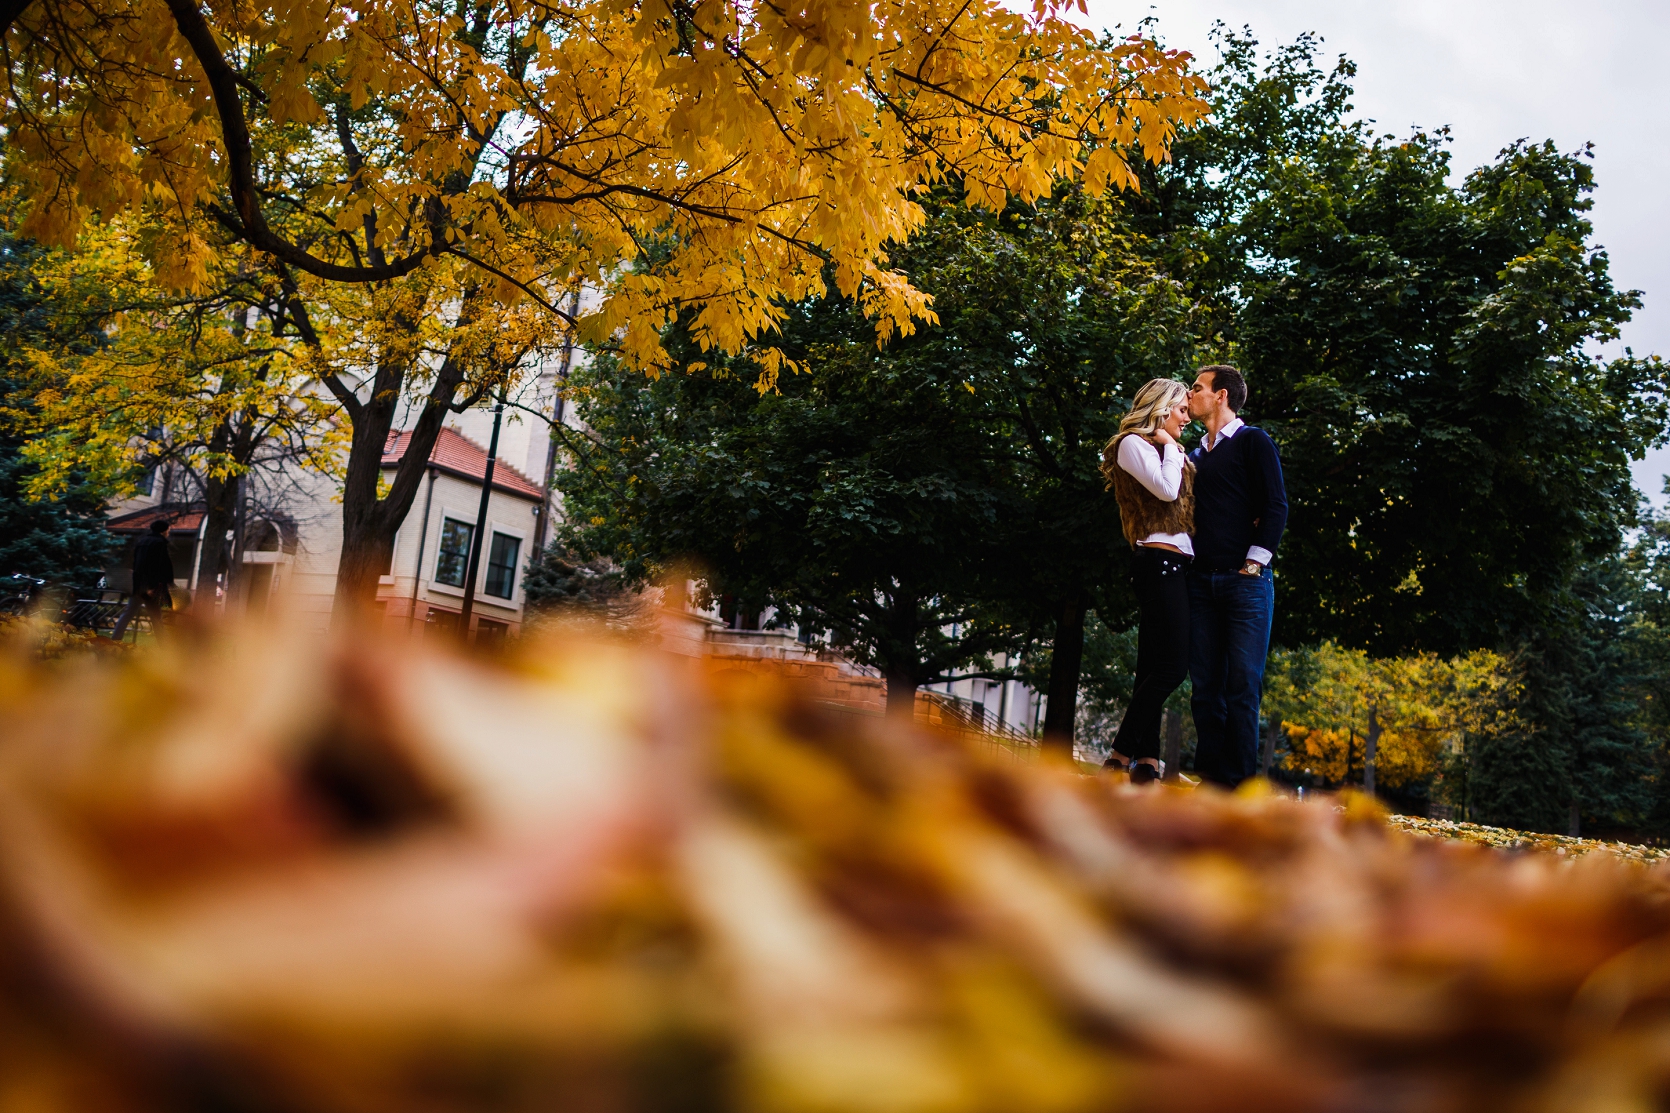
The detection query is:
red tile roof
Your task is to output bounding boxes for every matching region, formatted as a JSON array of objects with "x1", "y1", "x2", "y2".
[
  {"x1": 382, "y1": 426, "x2": 545, "y2": 501},
  {"x1": 107, "y1": 503, "x2": 206, "y2": 535}
]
